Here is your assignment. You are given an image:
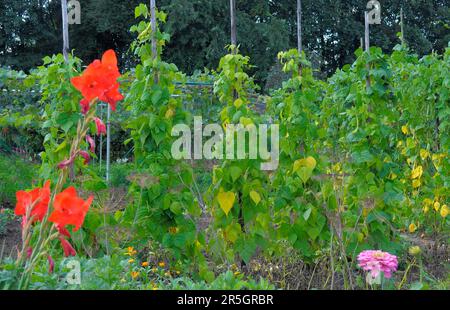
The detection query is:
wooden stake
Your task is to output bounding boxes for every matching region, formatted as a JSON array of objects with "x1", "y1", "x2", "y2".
[
  {"x1": 61, "y1": 0, "x2": 69, "y2": 62},
  {"x1": 400, "y1": 8, "x2": 405, "y2": 46},
  {"x1": 364, "y1": 11, "x2": 371, "y2": 89},
  {"x1": 297, "y1": 0, "x2": 302, "y2": 53},
  {"x1": 150, "y1": 0, "x2": 157, "y2": 60},
  {"x1": 230, "y1": 0, "x2": 237, "y2": 47},
  {"x1": 297, "y1": 0, "x2": 303, "y2": 76}
]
